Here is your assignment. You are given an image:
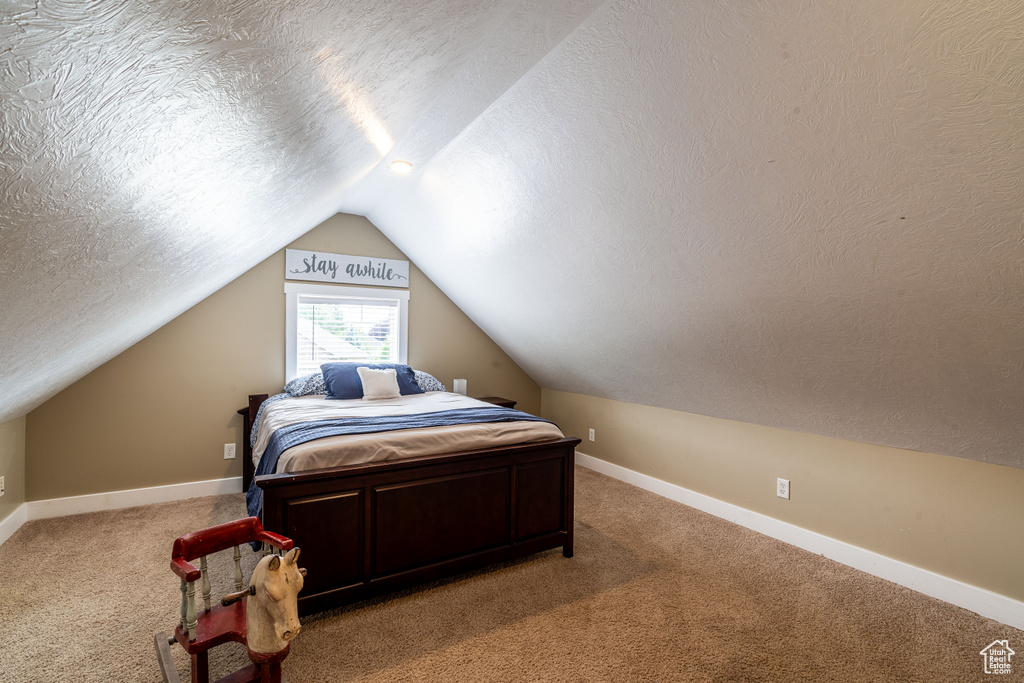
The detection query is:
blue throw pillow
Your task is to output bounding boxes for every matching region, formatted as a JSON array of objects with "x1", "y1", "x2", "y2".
[
  {"x1": 321, "y1": 362, "x2": 425, "y2": 399},
  {"x1": 283, "y1": 372, "x2": 327, "y2": 397},
  {"x1": 413, "y1": 370, "x2": 446, "y2": 393}
]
